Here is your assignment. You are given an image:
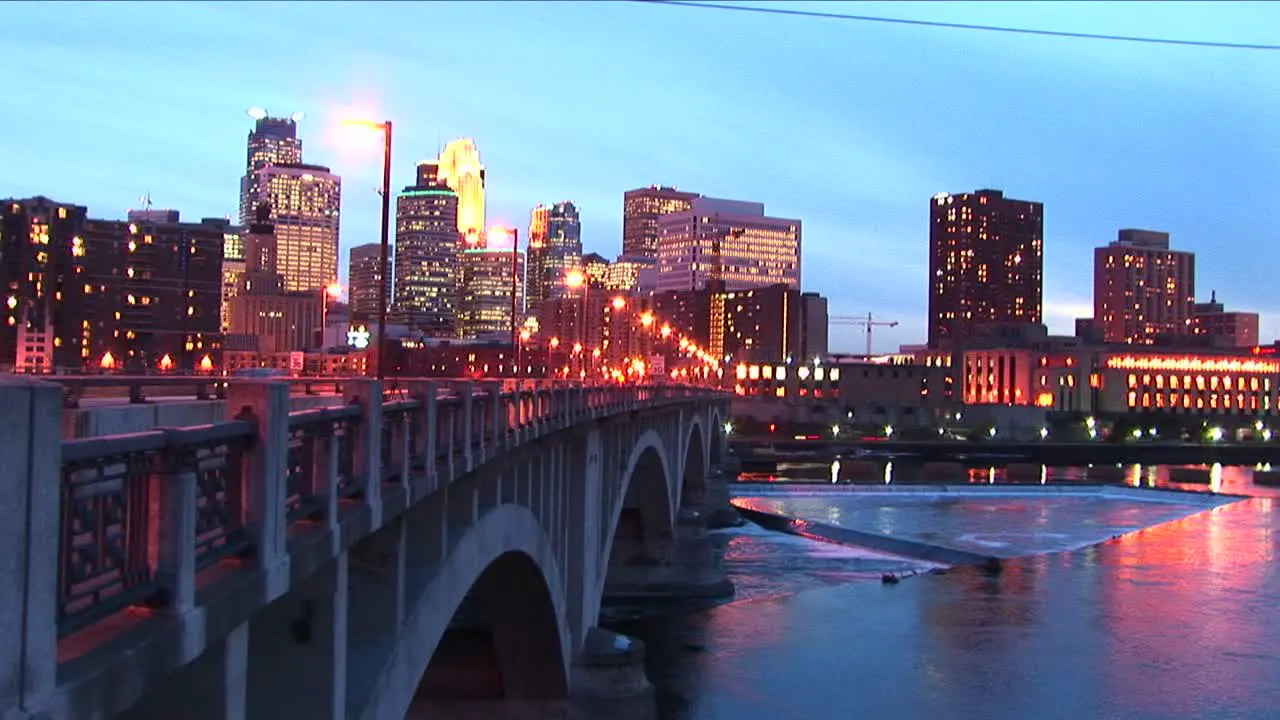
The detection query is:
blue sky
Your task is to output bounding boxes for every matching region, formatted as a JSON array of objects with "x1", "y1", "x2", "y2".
[{"x1": 3, "y1": 1, "x2": 1278, "y2": 353}]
